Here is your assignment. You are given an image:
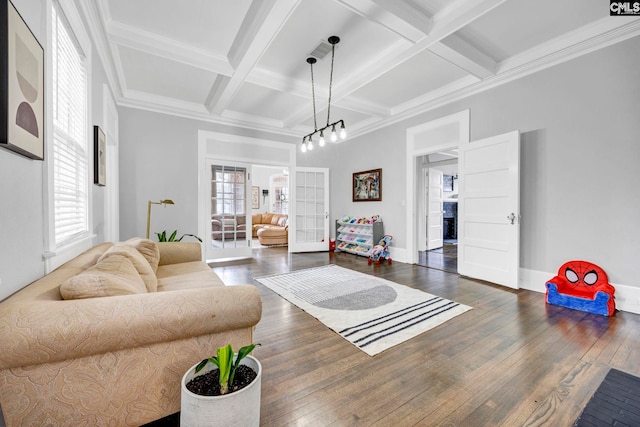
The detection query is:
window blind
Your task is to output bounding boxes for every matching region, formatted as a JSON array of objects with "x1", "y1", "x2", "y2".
[{"x1": 52, "y1": 3, "x2": 88, "y2": 246}]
